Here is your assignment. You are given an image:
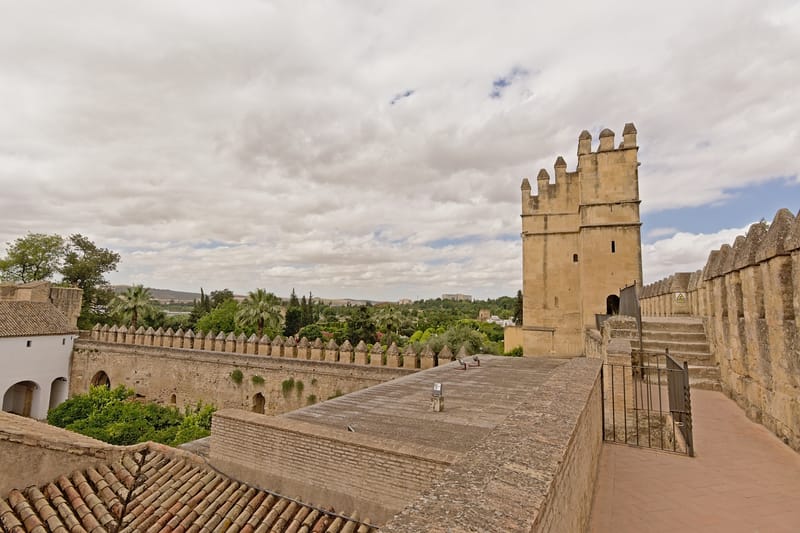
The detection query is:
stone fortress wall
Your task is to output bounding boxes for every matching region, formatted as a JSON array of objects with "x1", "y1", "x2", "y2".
[
  {"x1": 72, "y1": 338, "x2": 413, "y2": 415},
  {"x1": 76, "y1": 322, "x2": 485, "y2": 414},
  {"x1": 639, "y1": 208, "x2": 800, "y2": 451},
  {"x1": 88, "y1": 323, "x2": 462, "y2": 370}
]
